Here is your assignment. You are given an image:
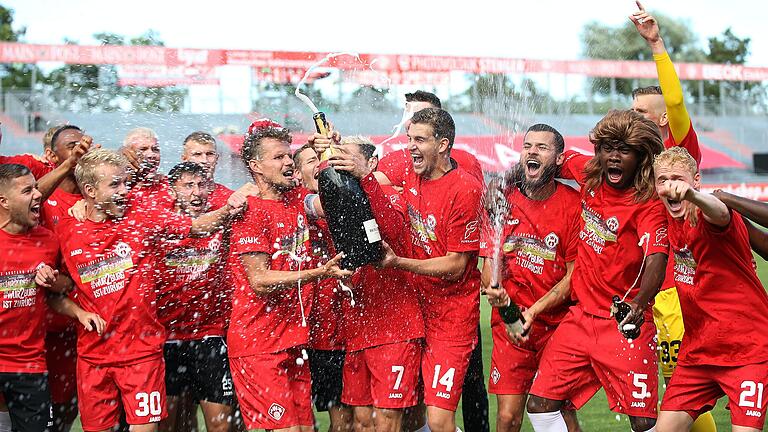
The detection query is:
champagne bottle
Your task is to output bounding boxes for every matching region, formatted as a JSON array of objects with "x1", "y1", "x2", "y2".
[
  {"x1": 495, "y1": 285, "x2": 529, "y2": 337},
  {"x1": 314, "y1": 112, "x2": 383, "y2": 270},
  {"x1": 612, "y1": 295, "x2": 641, "y2": 339}
]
